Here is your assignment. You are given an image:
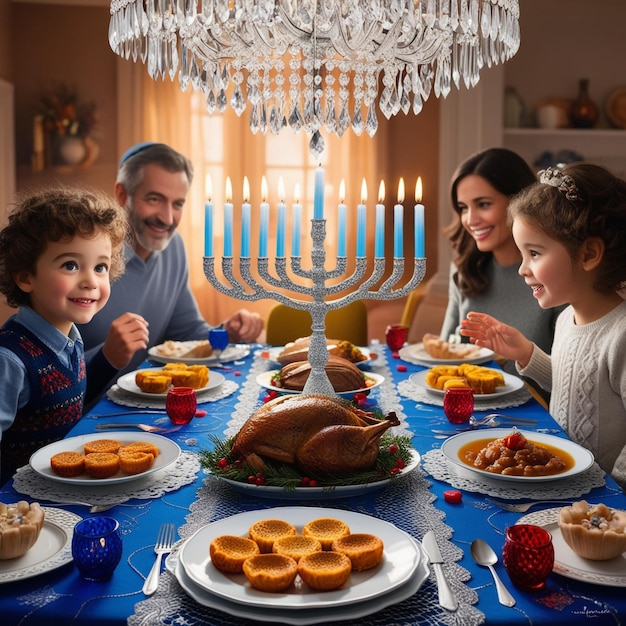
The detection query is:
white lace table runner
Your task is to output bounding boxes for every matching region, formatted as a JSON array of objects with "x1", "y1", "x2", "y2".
[
  {"x1": 106, "y1": 380, "x2": 238, "y2": 408},
  {"x1": 421, "y1": 448, "x2": 605, "y2": 499},
  {"x1": 11, "y1": 451, "x2": 200, "y2": 506},
  {"x1": 397, "y1": 379, "x2": 532, "y2": 410}
]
